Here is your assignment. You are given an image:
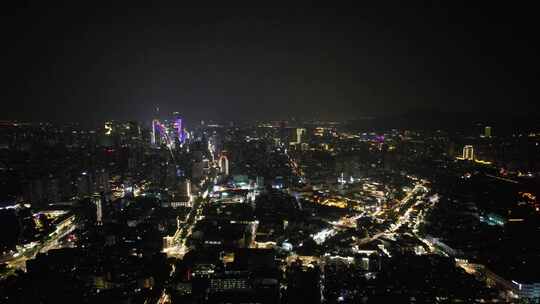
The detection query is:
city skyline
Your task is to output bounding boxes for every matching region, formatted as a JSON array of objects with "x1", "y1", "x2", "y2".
[{"x1": 2, "y1": 4, "x2": 539, "y2": 303}]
